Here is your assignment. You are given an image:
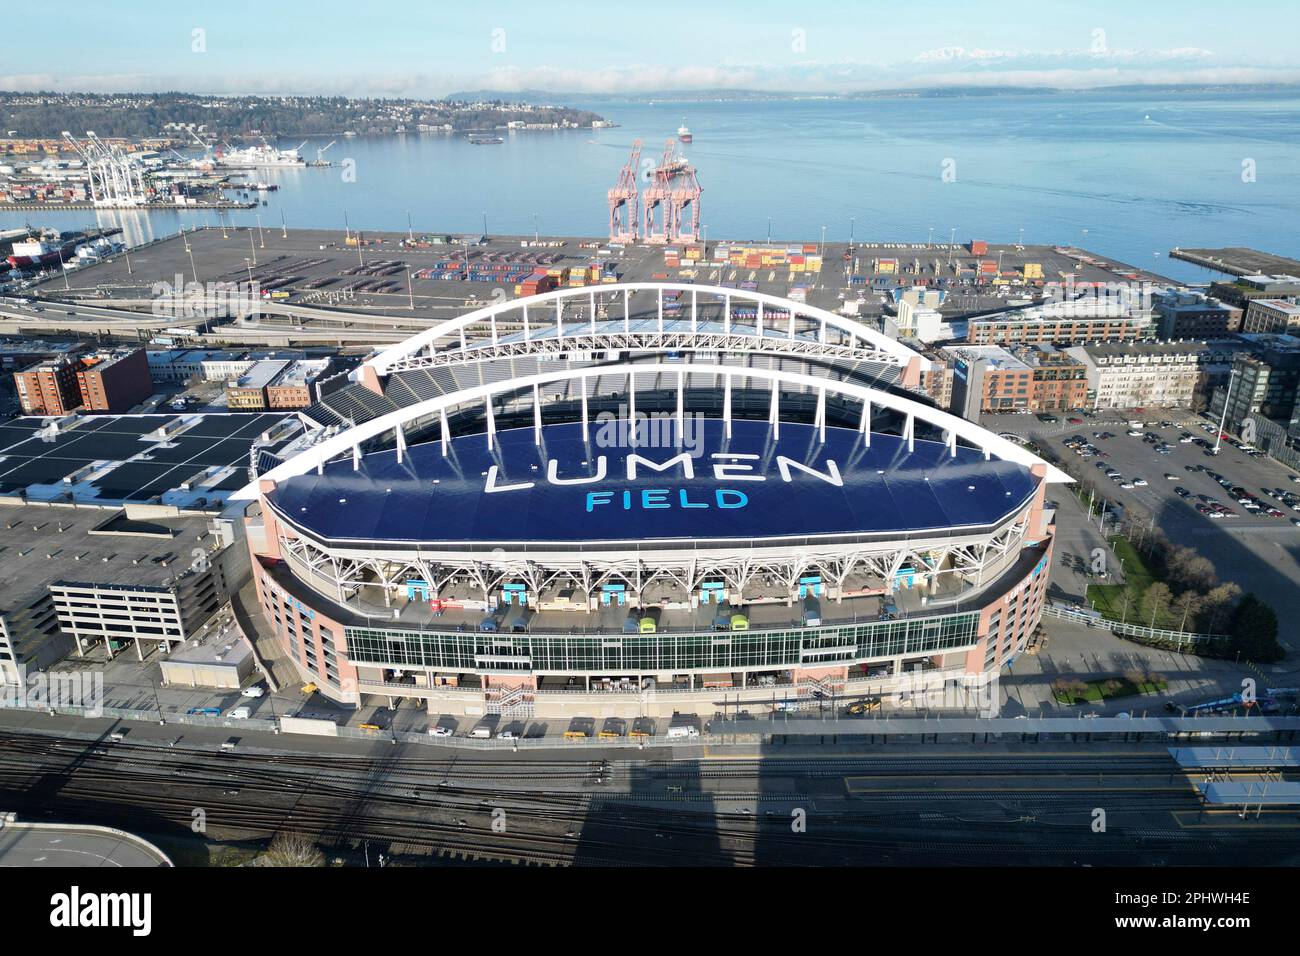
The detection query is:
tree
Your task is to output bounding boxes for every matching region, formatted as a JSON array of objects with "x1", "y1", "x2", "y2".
[
  {"x1": 1170, "y1": 590, "x2": 1203, "y2": 632},
  {"x1": 1164, "y1": 546, "x2": 1217, "y2": 593},
  {"x1": 1142, "y1": 582, "x2": 1172, "y2": 629},
  {"x1": 1227, "y1": 593, "x2": 1284, "y2": 663},
  {"x1": 1200, "y1": 582, "x2": 1242, "y2": 634},
  {"x1": 259, "y1": 832, "x2": 325, "y2": 867}
]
